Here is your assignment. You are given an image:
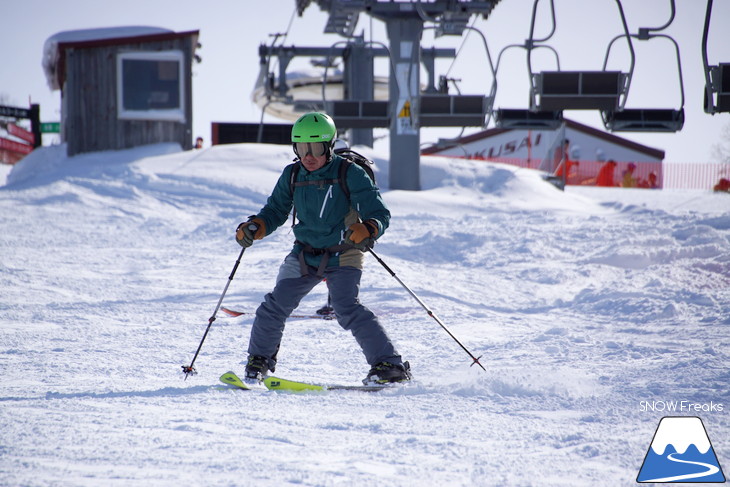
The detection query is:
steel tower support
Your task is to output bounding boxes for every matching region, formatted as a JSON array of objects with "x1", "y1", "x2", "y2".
[
  {"x1": 386, "y1": 17, "x2": 423, "y2": 190},
  {"x1": 296, "y1": 0, "x2": 501, "y2": 190}
]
